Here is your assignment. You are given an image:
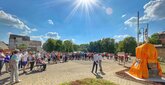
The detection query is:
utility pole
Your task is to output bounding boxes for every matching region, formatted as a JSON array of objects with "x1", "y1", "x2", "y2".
[
  {"x1": 146, "y1": 23, "x2": 149, "y2": 37},
  {"x1": 137, "y1": 11, "x2": 140, "y2": 46},
  {"x1": 143, "y1": 28, "x2": 144, "y2": 43},
  {"x1": 144, "y1": 23, "x2": 149, "y2": 43}
]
